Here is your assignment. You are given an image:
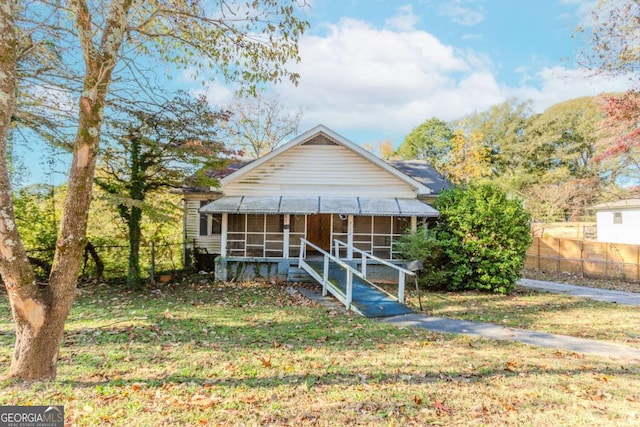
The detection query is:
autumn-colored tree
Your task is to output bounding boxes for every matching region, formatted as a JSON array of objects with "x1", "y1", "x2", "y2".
[
  {"x1": 596, "y1": 91, "x2": 640, "y2": 183},
  {"x1": 578, "y1": 0, "x2": 640, "y2": 176},
  {"x1": 440, "y1": 129, "x2": 491, "y2": 184},
  {"x1": 0, "y1": 0, "x2": 308, "y2": 380}
]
